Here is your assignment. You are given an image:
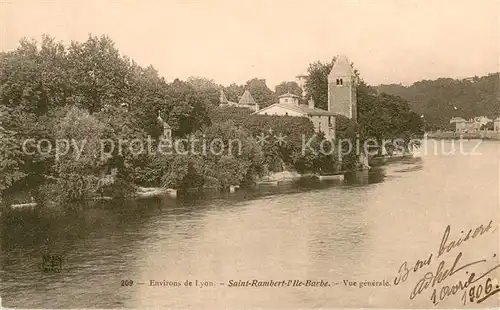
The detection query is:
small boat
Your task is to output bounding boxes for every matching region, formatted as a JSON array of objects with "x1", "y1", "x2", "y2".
[
  {"x1": 11, "y1": 202, "x2": 38, "y2": 209},
  {"x1": 318, "y1": 174, "x2": 345, "y2": 181},
  {"x1": 256, "y1": 180, "x2": 279, "y2": 186},
  {"x1": 136, "y1": 187, "x2": 177, "y2": 199},
  {"x1": 317, "y1": 171, "x2": 346, "y2": 181}
]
